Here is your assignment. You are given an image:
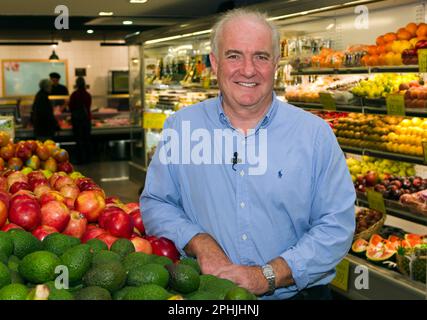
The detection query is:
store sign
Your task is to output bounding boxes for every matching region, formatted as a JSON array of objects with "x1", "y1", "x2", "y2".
[
  {"x1": 319, "y1": 92, "x2": 336, "y2": 111},
  {"x1": 418, "y1": 49, "x2": 427, "y2": 73},
  {"x1": 143, "y1": 112, "x2": 167, "y2": 129},
  {"x1": 386, "y1": 94, "x2": 405, "y2": 116},
  {"x1": 366, "y1": 188, "x2": 386, "y2": 215},
  {"x1": 423, "y1": 140, "x2": 427, "y2": 164},
  {"x1": 0, "y1": 116, "x2": 15, "y2": 141},
  {"x1": 331, "y1": 259, "x2": 350, "y2": 291}
]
